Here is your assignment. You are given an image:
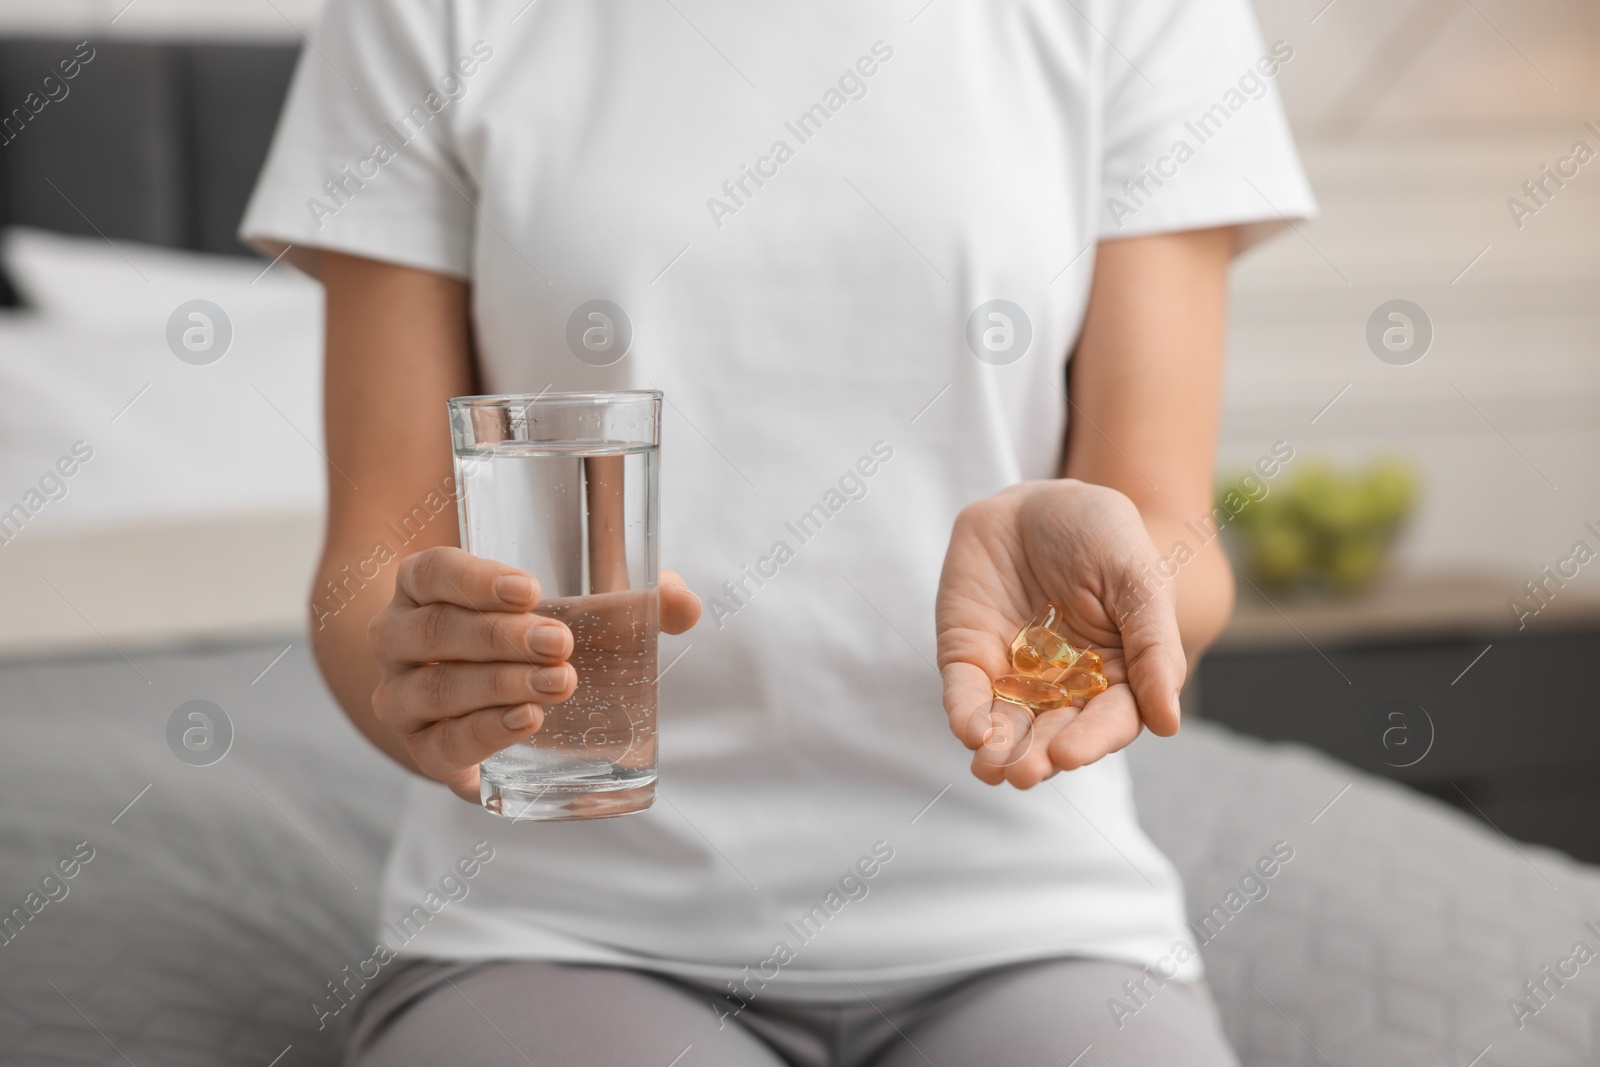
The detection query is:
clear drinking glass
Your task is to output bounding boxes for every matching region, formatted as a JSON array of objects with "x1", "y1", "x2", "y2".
[{"x1": 448, "y1": 391, "x2": 661, "y2": 820}]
